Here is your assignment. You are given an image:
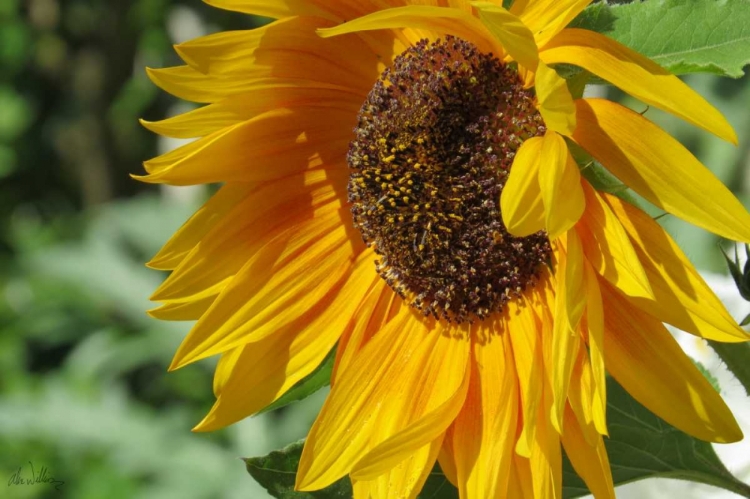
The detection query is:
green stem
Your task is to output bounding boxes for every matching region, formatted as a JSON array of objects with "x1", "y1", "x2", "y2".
[
  {"x1": 708, "y1": 341, "x2": 750, "y2": 397},
  {"x1": 687, "y1": 471, "x2": 750, "y2": 498}
]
